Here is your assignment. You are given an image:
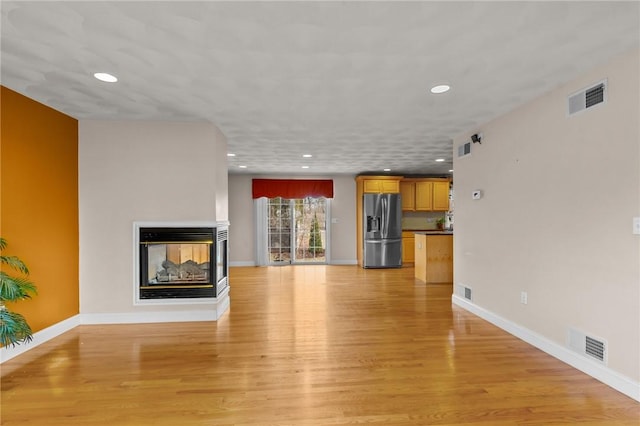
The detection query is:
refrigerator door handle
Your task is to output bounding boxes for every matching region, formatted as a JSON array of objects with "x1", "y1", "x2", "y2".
[{"x1": 381, "y1": 197, "x2": 386, "y2": 236}]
